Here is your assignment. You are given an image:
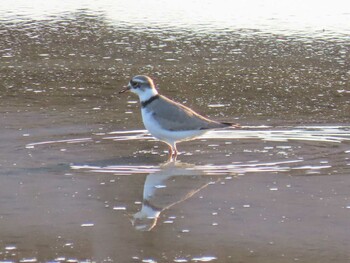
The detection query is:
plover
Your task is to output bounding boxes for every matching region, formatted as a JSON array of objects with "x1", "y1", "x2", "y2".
[{"x1": 119, "y1": 75, "x2": 239, "y2": 159}]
